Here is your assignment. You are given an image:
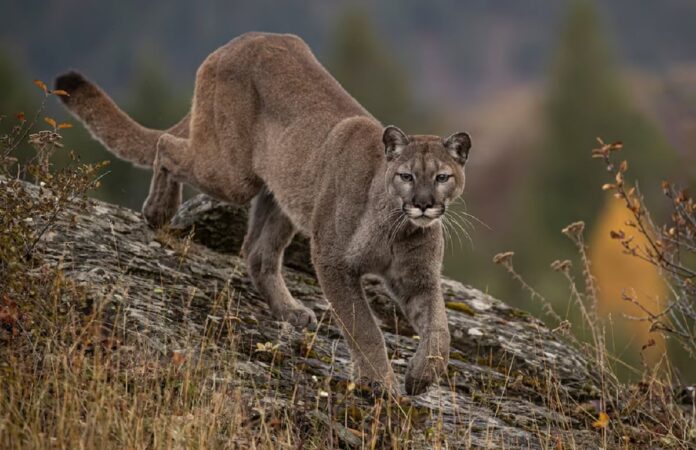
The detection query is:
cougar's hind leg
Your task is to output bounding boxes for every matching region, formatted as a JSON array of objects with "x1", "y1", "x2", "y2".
[
  {"x1": 141, "y1": 115, "x2": 190, "y2": 228},
  {"x1": 140, "y1": 130, "x2": 194, "y2": 228},
  {"x1": 153, "y1": 133, "x2": 195, "y2": 180},
  {"x1": 142, "y1": 163, "x2": 183, "y2": 228},
  {"x1": 242, "y1": 187, "x2": 317, "y2": 329}
]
